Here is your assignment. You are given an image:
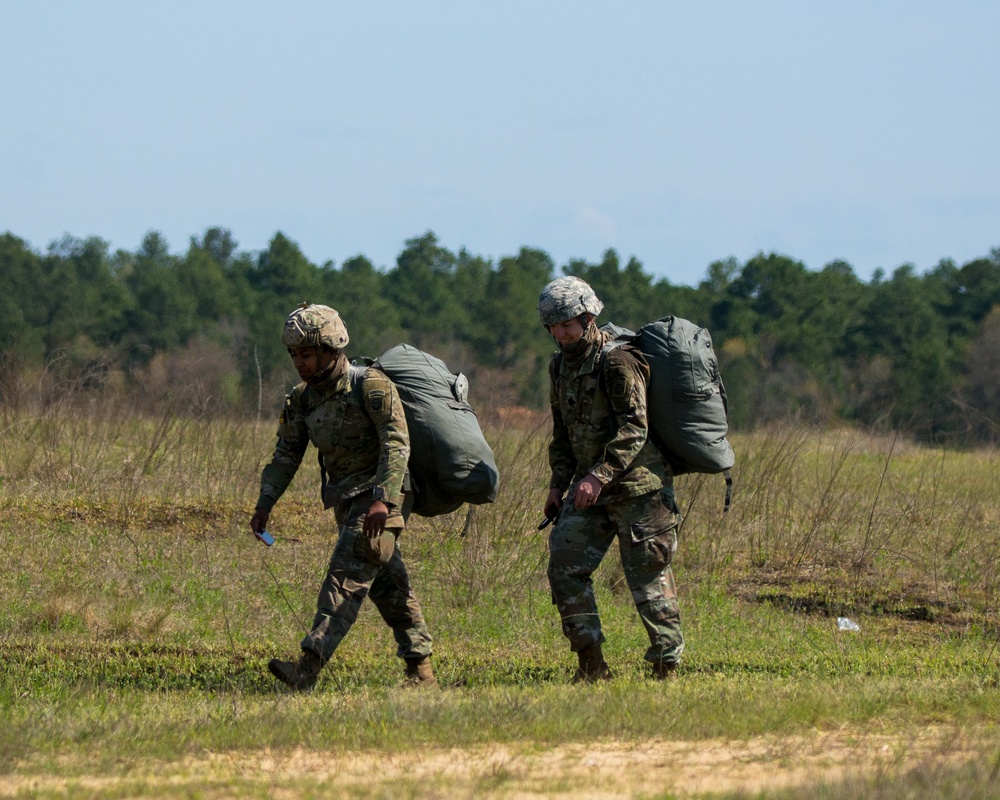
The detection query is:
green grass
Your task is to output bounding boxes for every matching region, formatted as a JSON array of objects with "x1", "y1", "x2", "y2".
[{"x1": 3, "y1": 406, "x2": 1000, "y2": 796}]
